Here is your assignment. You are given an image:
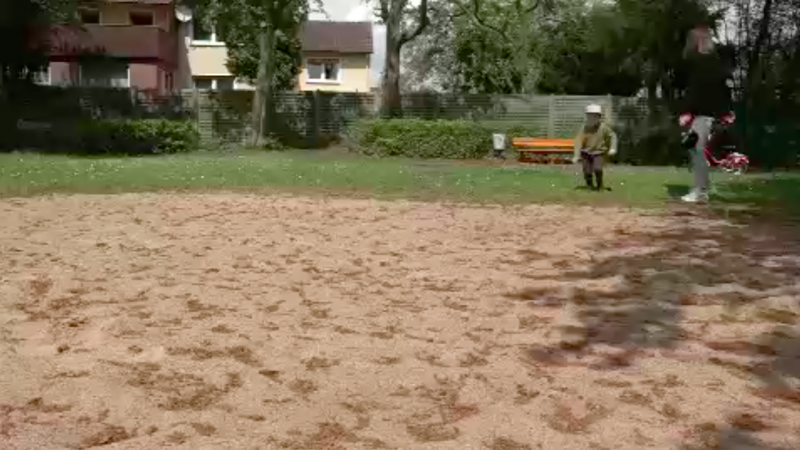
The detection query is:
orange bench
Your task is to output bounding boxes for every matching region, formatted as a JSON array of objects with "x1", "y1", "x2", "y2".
[{"x1": 512, "y1": 138, "x2": 574, "y2": 164}]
